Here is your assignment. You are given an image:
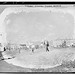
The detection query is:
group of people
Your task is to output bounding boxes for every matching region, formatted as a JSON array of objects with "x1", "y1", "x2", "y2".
[
  {"x1": 1, "y1": 39, "x2": 75, "y2": 61},
  {"x1": 30, "y1": 40, "x2": 50, "y2": 52},
  {"x1": 19, "y1": 40, "x2": 50, "y2": 53},
  {"x1": 2, "y1": 39, "x2": 75, "y2": 54},
  {"x1": 2, "y1": 40, "x2": 50, "y2": 53},
  {"x1": 52, "y1": 40, "x2": 75, "y2": 48}
]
